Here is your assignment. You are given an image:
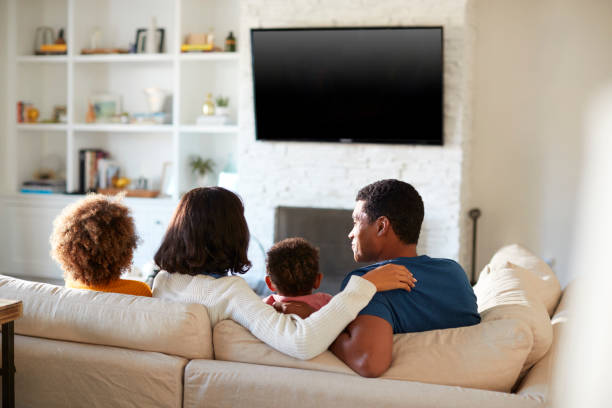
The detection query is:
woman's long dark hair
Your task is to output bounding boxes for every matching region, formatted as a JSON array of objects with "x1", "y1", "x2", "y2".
[{"x1": 154, "y1": 187, "x2": 251, "y2": 276}]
